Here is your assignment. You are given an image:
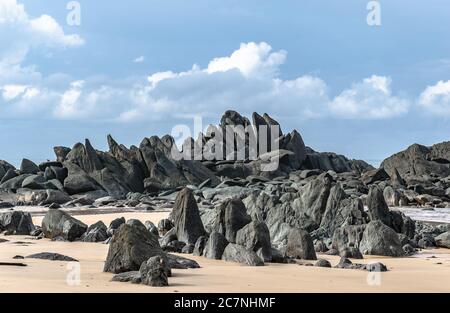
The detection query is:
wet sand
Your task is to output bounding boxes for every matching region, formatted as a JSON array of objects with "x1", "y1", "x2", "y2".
[{"x1": 0, "y1": 212, "x2": 450, "y2": 293}]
